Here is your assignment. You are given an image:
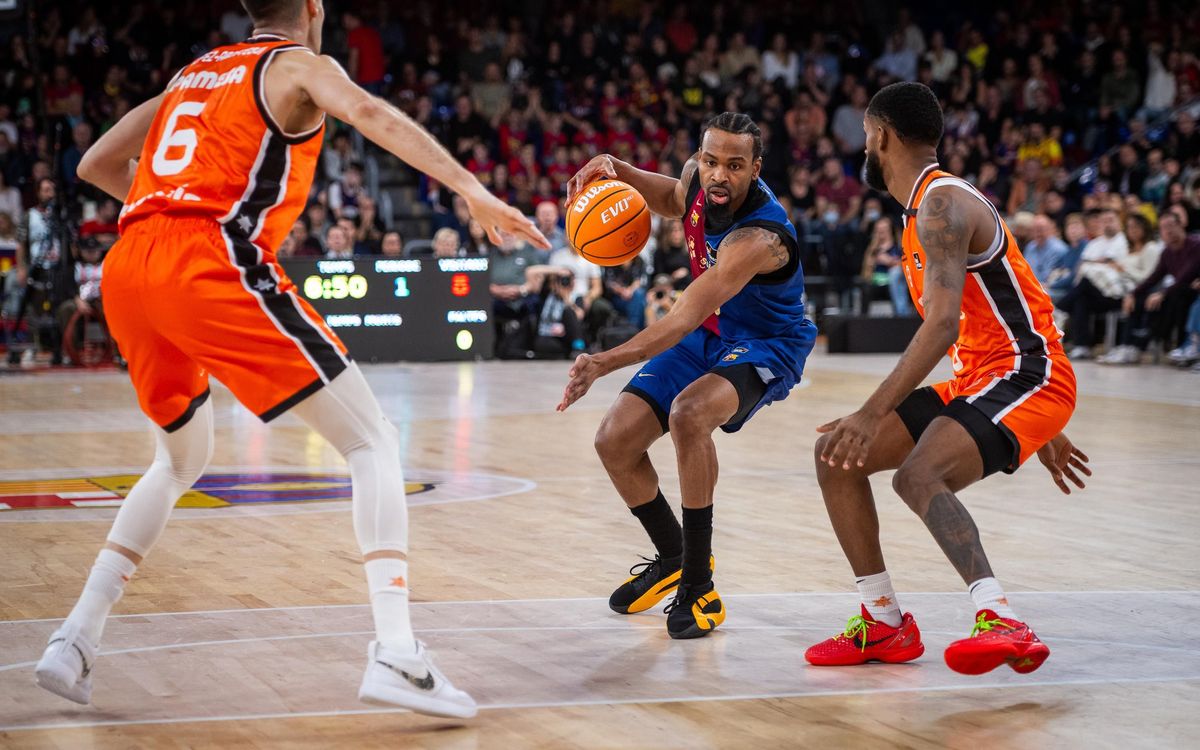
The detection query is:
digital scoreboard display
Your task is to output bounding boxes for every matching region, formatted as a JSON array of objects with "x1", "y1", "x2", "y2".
[{"x1": 280, "y1": 257, "x2": 495, "y2": 362}]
